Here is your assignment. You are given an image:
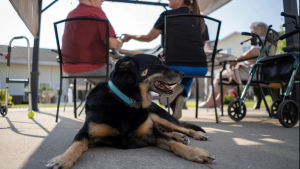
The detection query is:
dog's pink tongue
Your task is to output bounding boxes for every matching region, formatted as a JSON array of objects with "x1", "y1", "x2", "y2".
[{"x1": 163, "y1": 83, "x2": 173, "y2": 91}]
